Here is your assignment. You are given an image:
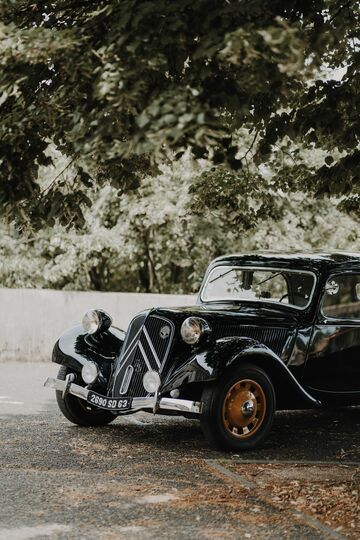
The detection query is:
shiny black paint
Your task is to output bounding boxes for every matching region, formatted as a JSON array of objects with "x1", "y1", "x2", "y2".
[
  {"x1": 302, "y1": 259, "x2": 360, "y2": 403},
  {"x1": 52, "y1": 252, "x2": 360, "y2": 409},
  {"x1": 160, "y1": 336, "x2": 320, "y2": 409},
  {"x1": 306, "y1": 324, "x2": 360, "y2": 391},
  {"x1": 132, "y1": 303, "x2": 317, "y2": 408},
  {"x1": 52, "y1": 325, "x2": 125, "y2": 387},
  {"x1": 150, "y1": 304, "x2": 296, "y2": 371}
]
